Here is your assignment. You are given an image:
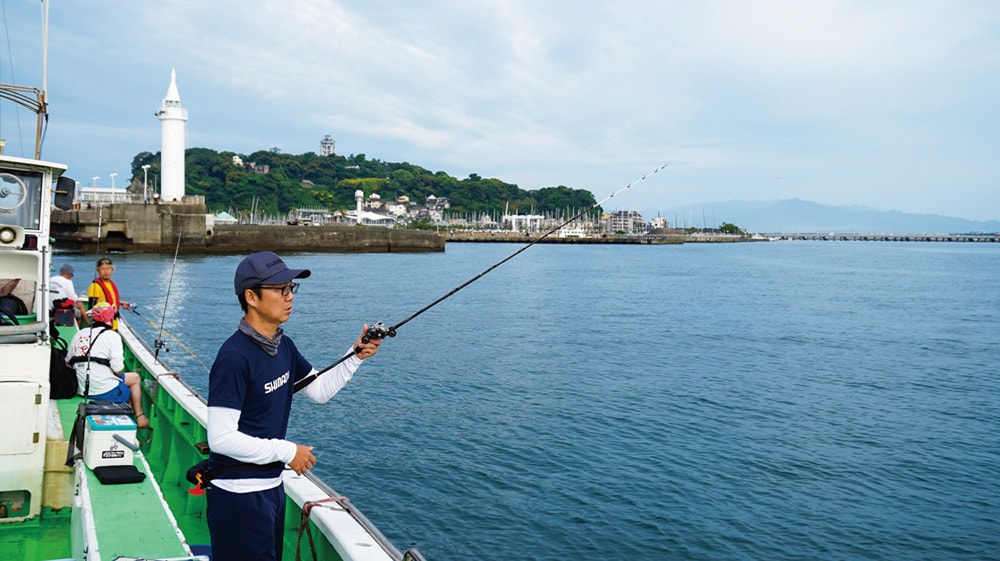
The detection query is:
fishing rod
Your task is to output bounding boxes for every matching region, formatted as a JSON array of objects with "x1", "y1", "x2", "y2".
[
  {"x1": 155, "y1": 234, "x2": 183, "y2": 360},
  {"x1": 293, "y1": 164, "x2": 667, "y2": 393}
]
